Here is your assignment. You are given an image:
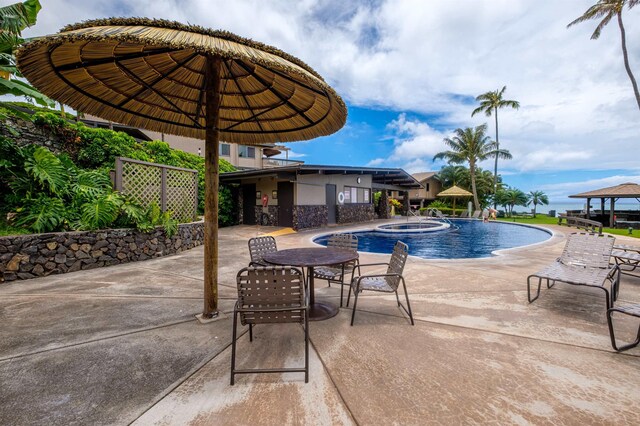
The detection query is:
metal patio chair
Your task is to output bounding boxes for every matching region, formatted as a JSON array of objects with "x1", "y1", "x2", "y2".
[
  {"x1": 527, "y1": 233, "x2": 621, "y2": 310},
  {"x1": 313, "y1": 233, "x2": 359, "y2": 307},
  {"x1": 347, "y1": 240, "x2": 414, "y2": 326},
  {"x1": 247, "y1": 236, "x2": 278, "y2": 267},
  {"x1": 607, "y1": 303, "x2": 640, "y2": 352},
  {"x1": 230, "y1": 266, "x2": 309, "y2": 385}
]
